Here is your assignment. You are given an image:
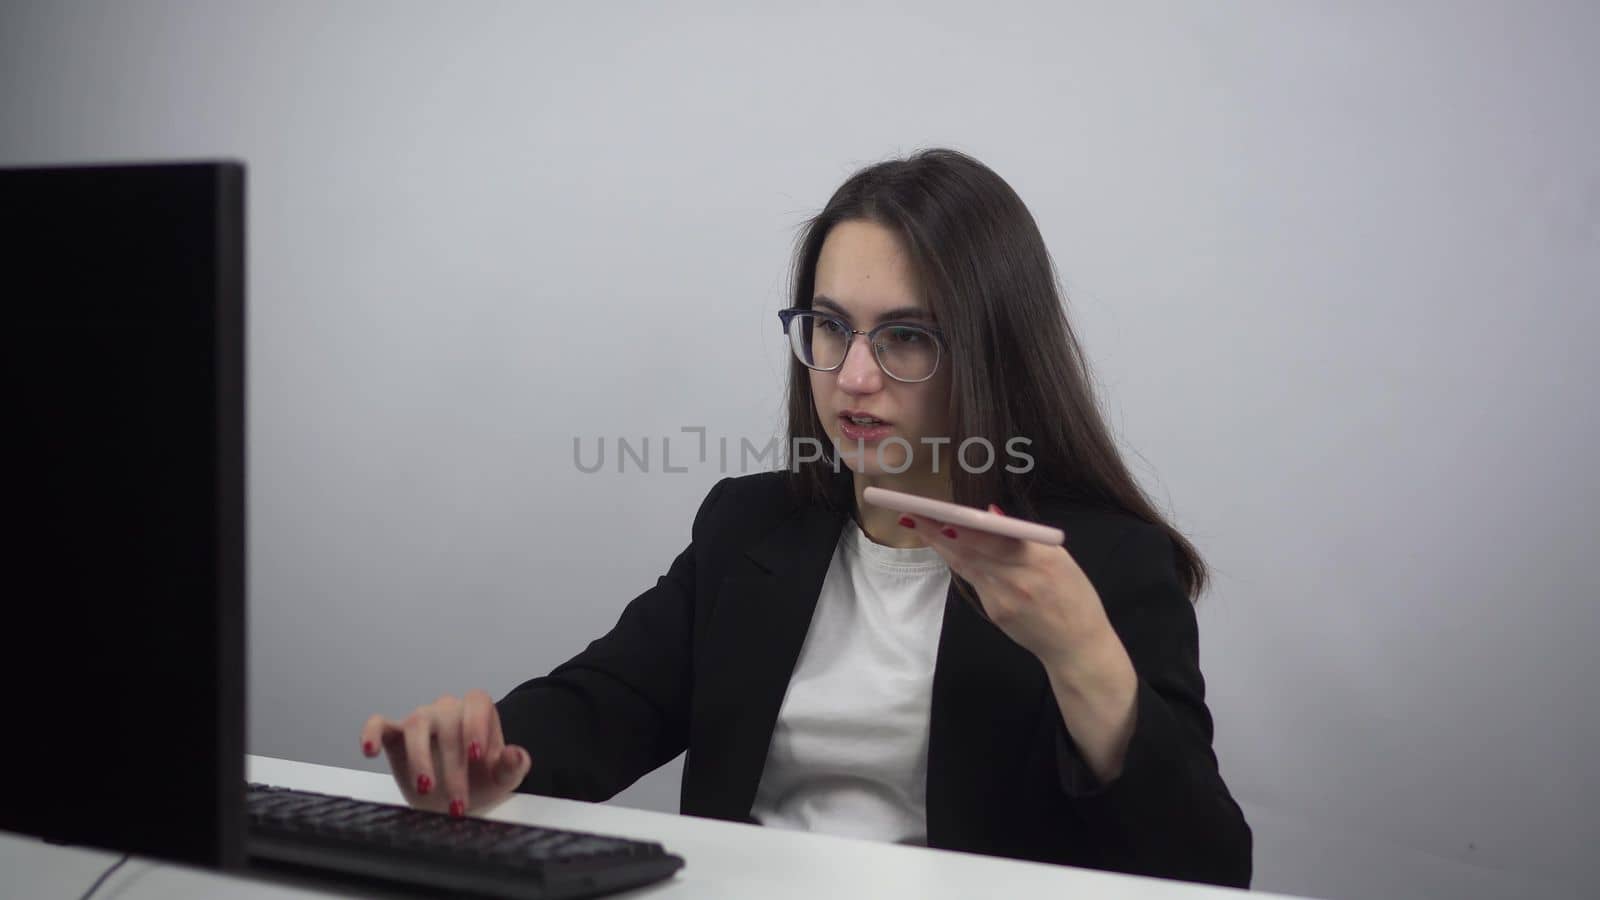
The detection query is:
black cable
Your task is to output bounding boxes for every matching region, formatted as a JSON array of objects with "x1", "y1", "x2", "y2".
[{"x1": 77, "y1": 853, "x2": 131, "y2": 900}]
